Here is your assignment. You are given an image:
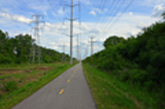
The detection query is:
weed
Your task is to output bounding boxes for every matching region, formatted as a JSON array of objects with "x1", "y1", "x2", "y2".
[
  {"x1": 3, "y1": 81, "x2": 18, "y2": 92},
  {"x1": 0, "y1": 63, "x2": 75, "y2": 109}
]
